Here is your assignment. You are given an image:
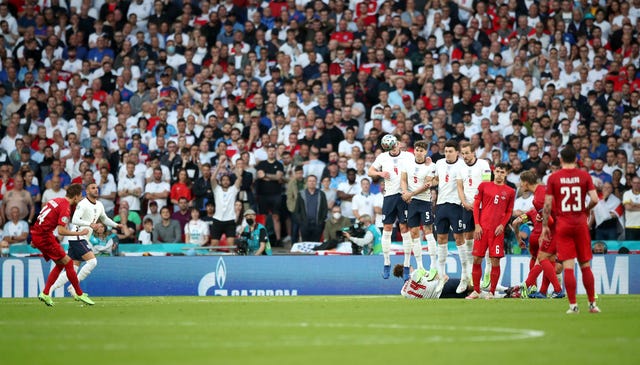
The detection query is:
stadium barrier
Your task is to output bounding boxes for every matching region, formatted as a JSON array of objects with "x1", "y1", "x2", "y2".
[
  {"x1": 9, "y1": 241, "x2": 640, "y2": 257},
  {"x1": 1, "y1": 255, "x2": 635, "y2": 298}
]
